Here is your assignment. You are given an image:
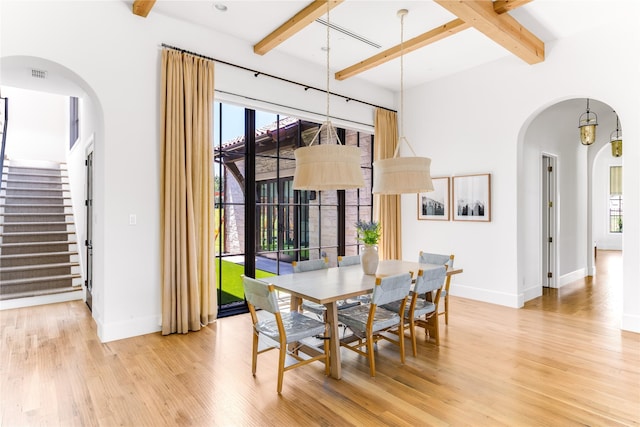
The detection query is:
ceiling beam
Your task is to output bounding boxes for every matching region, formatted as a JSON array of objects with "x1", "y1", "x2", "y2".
[
  {"x1": 132, "y1": 0, "x2": 156, "y2": 18},
  {"x1": 254, "y1": 0, "x2": 344, "y2": 56},
  {"x1": 336, "y1": 19, "x2": 470, "y2": 81},
  {"x1": 493, "y1": 0, "x2": 534, "y2": 14},
  {"x1": 434, "y1": 0, "x2": 544, "y2": 64},
  {"x1": 336, "y1": 0, "x2": 537, "y2": 81}
]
